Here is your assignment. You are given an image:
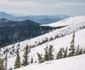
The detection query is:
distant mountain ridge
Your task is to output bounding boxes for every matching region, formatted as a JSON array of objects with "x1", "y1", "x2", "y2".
[
  {"x1": 0, "y1": 12, "x2": 69, "y2": 46},
  {"x1": 0, "y1": 18, "x2": 12, "y2": 23},
  {"x1": 0, "y1": 18, "x2": 40, "y2": 27},
  {"x1": 0, "y1": 12, "x2": 69, "y2": 24},
  {"x1": 0, "y1": 18, "x2": 60, "y2": 47}
]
